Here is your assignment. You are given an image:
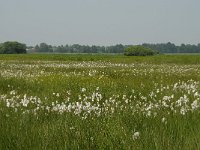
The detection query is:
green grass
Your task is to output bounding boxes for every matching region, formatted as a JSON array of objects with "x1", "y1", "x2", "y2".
[
  {"x1": 0, "y1": 53, "x2": 200, "y2": 64},
  {"x1": 1, "y1": 54, "x2": 200, "y2": 149}
]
